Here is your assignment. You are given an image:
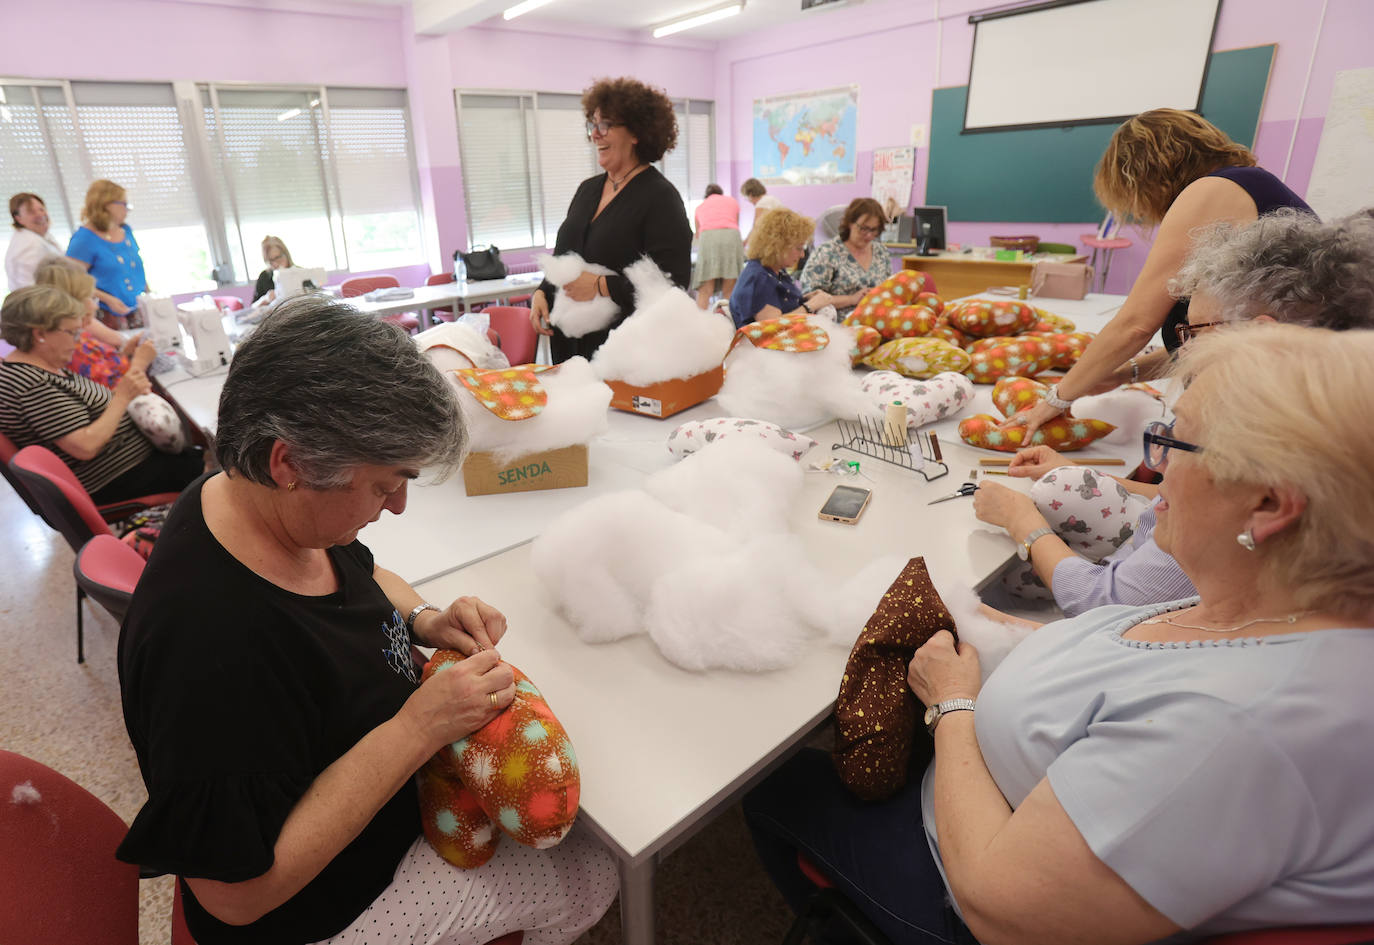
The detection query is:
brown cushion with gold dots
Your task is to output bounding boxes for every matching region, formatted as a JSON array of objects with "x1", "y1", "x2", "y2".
[{"x1": 833, "y1": 556, "x2": 958, "y2": 801}]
